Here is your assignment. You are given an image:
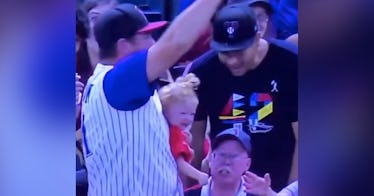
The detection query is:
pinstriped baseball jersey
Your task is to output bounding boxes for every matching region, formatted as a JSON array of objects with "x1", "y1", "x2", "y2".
[{"x1": 81, "y1": 50, "x2": 181, "y2": 195}]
